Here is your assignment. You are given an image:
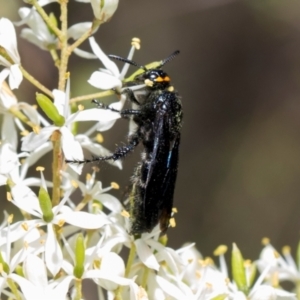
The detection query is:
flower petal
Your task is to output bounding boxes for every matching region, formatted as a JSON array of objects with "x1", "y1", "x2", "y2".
[
  {"x1": 45, "y1": 224, "x2": 63, "y2": 276},
  {"x1": 89, "y1": 37, "x2": 120, "y2": 77},
  {"x1": 55, "y1": 211, "x2": 109, "y2": 229},
  {"x1": 88, "y1": 70, "x2": 122, "y2": 89},
  {"x1": 135, "y1": 239, "x2": 160, "y2": 271}
]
